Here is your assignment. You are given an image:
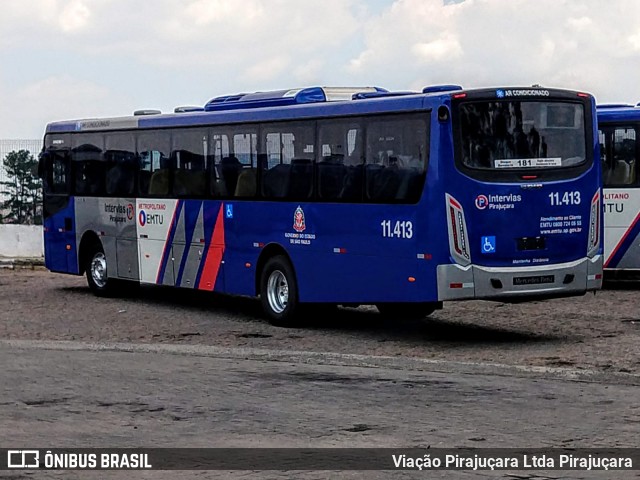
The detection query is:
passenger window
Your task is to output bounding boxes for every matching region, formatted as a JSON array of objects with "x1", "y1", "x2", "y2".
[
  {"x1": 71, "y1": 134, "x2": 104, "y2": 196},
  {"x1": 365, "y1": 114, "x2": 428, "y2": 203},
  {"x1": 261, "y1": 121, "x2": 315, "y2": 200},
  {"x1": 45, "y1": 150, "x2": 70, "y2": 195},
  {"x1": 211, "y1": 128, "x2": 257, "y2": 197},
  {"x1": 105, "y1": 133, "x2": 136, "y2": 197},
  {"x1": 210, "y1": 133, "x2": 230, "y2": 197},
  {"x1": 317, "y1": 120, "x2": 362, "y2": 201},
  {"x1": 104, "y1": 150, "x2": 136, "y2": 196},
  {"x1": 602, "y1": 126, "x2": 637, "y2": 186},
  {"x1": 139, "y1": 132, "x2": 171, "y2": 197},
  {"x1": 172, "y1": 128, "x2": 209, "y2": 197}
]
